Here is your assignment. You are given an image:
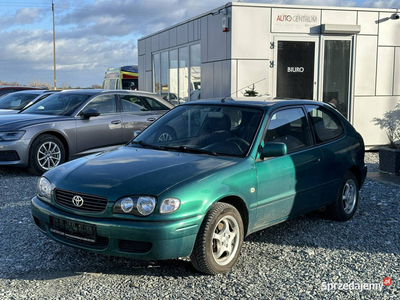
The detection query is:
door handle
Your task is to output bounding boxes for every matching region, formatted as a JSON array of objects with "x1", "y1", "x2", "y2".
[
  {"x1": 147, "y1": 118, "x2": 156, "y2": 122},
  {"x1": 111, "y1": 120, "x2": 121, "y2": 124},
  {"x1": 311, "y1": 158, "x2": 321, "y2": 163}
]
